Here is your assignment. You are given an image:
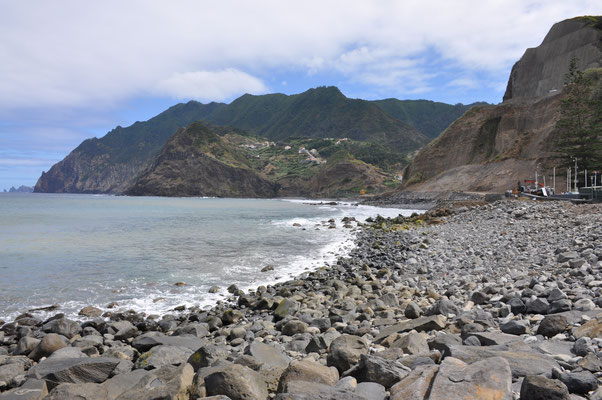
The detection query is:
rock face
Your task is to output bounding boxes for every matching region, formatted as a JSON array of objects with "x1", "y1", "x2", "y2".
[
  {"x1": 402, "y1": 16, "x2": 602, "y2": 193},
  {"x1": 126, "y1": 123, "x2": 279, "y2": 197},
  {"x1": 504, "y1": 17, "x2": 602, "y2": 101}
]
